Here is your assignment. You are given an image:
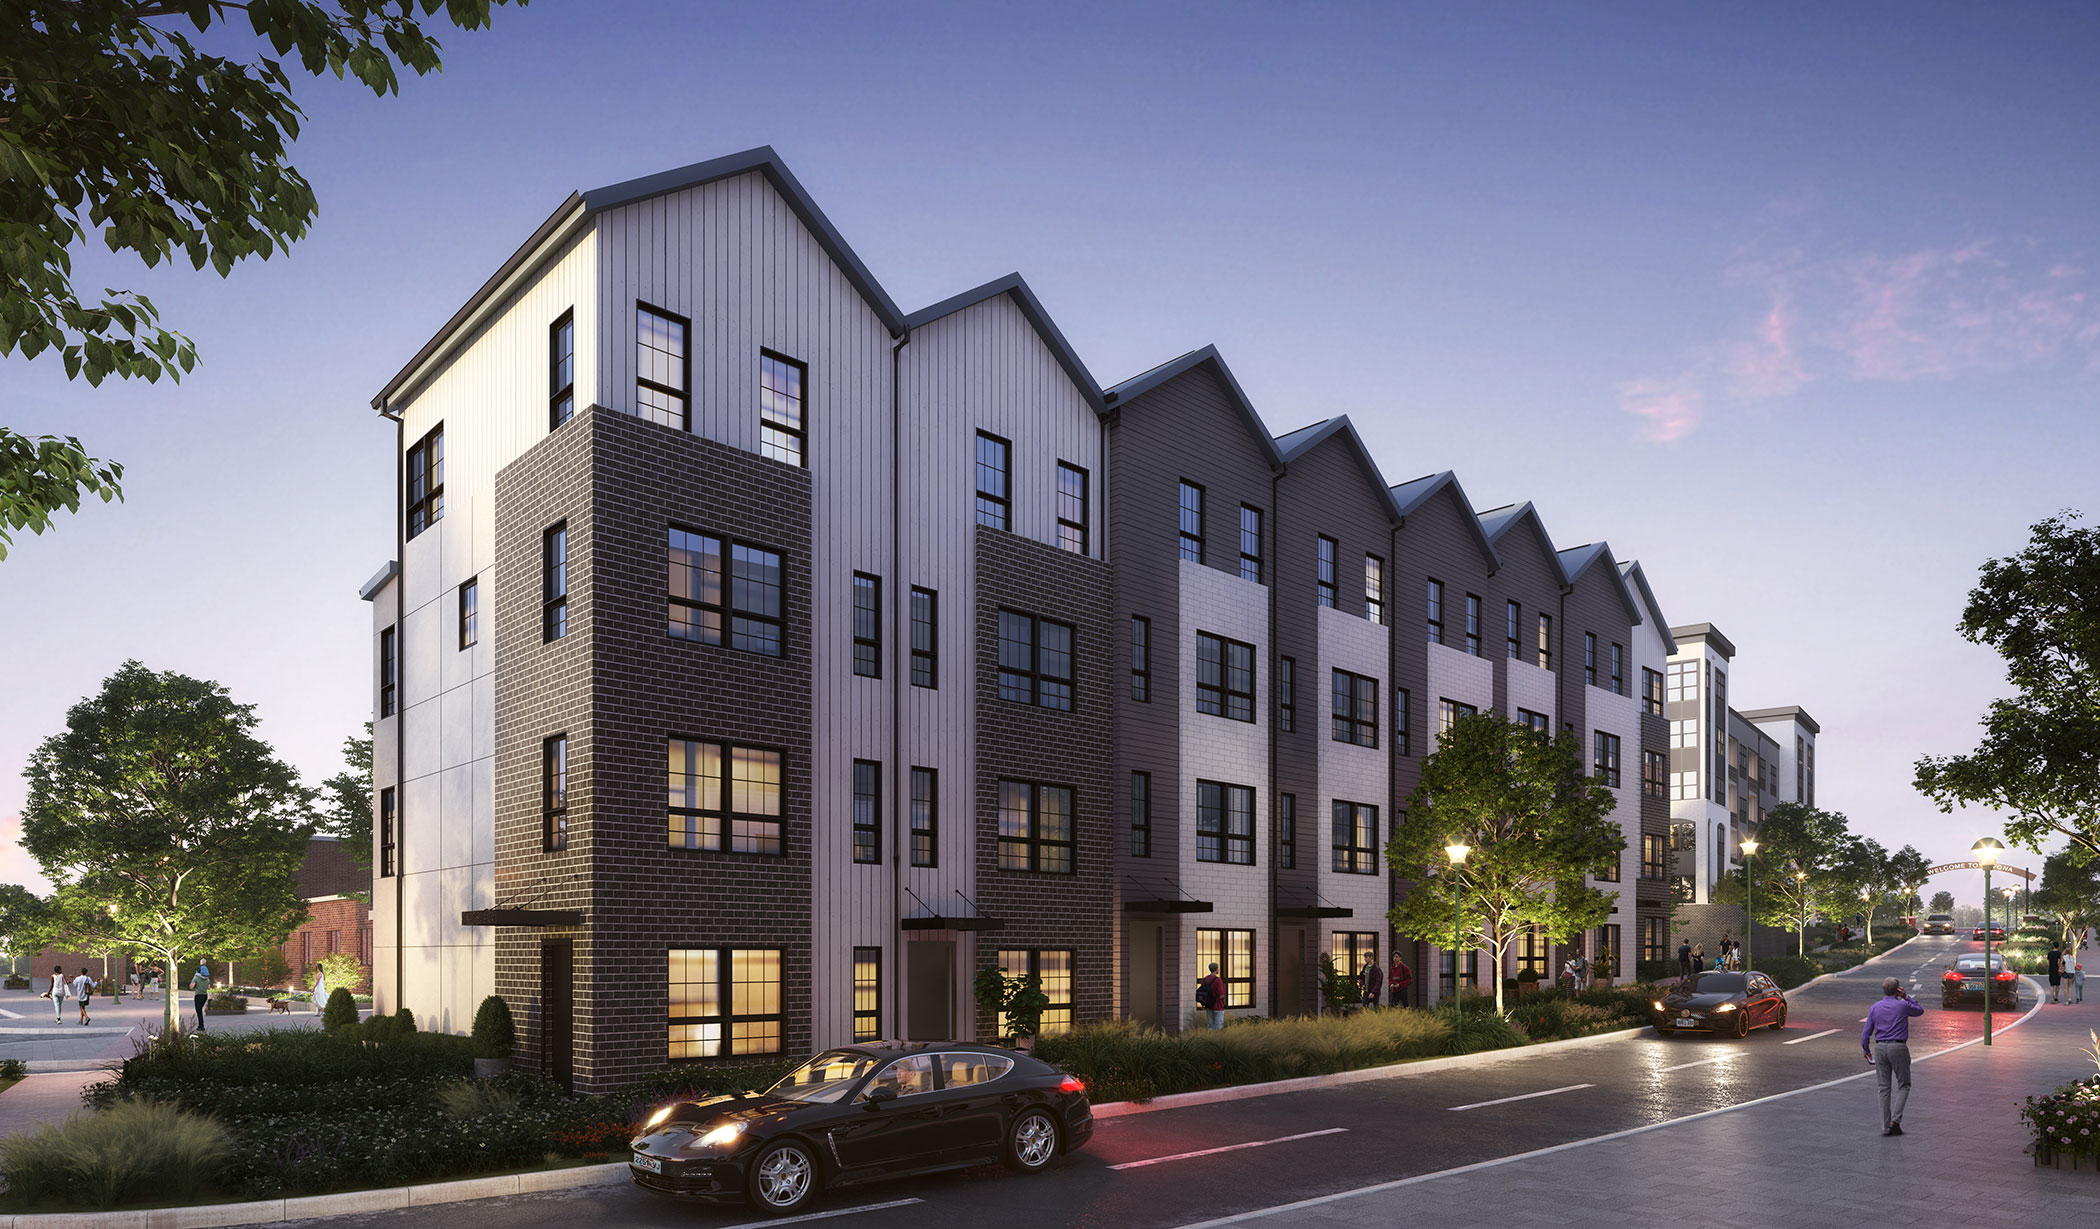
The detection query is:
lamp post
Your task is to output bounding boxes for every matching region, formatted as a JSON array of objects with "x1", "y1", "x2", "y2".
[
  {"x1": 1861, "y1": 887, "x2": 1874, "y2": 947},
  {"x1": 1795, "y1": 869, "x2": 1809, "y2": 956},
  {"x1": 1445, "y1": 841, "x2": 1471, "y2": 1008},
  {"x1": 1974, "y1": 836, "x2": 2004, "y2": 1045},
  {"x1": 1740, "y1": 837, "x2": 1759, "y2": 976}
]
